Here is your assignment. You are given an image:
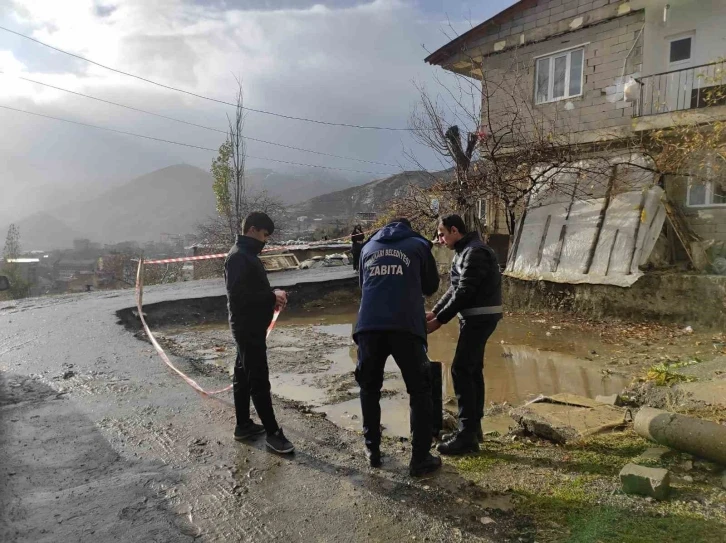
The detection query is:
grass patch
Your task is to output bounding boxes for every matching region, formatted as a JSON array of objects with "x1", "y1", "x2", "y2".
[
  {"x1": 518, "y1": 476, "x2": 726, "y2": 543},
  {"x1": 450, "y1": 450, "x2": 505, "y2": 473},
  {"x1": 645, "y1": 360, "x2": 700, "y2": 386},
  {"x1": 563, "y1": 431, "x2": 650, "y2": 474}
]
